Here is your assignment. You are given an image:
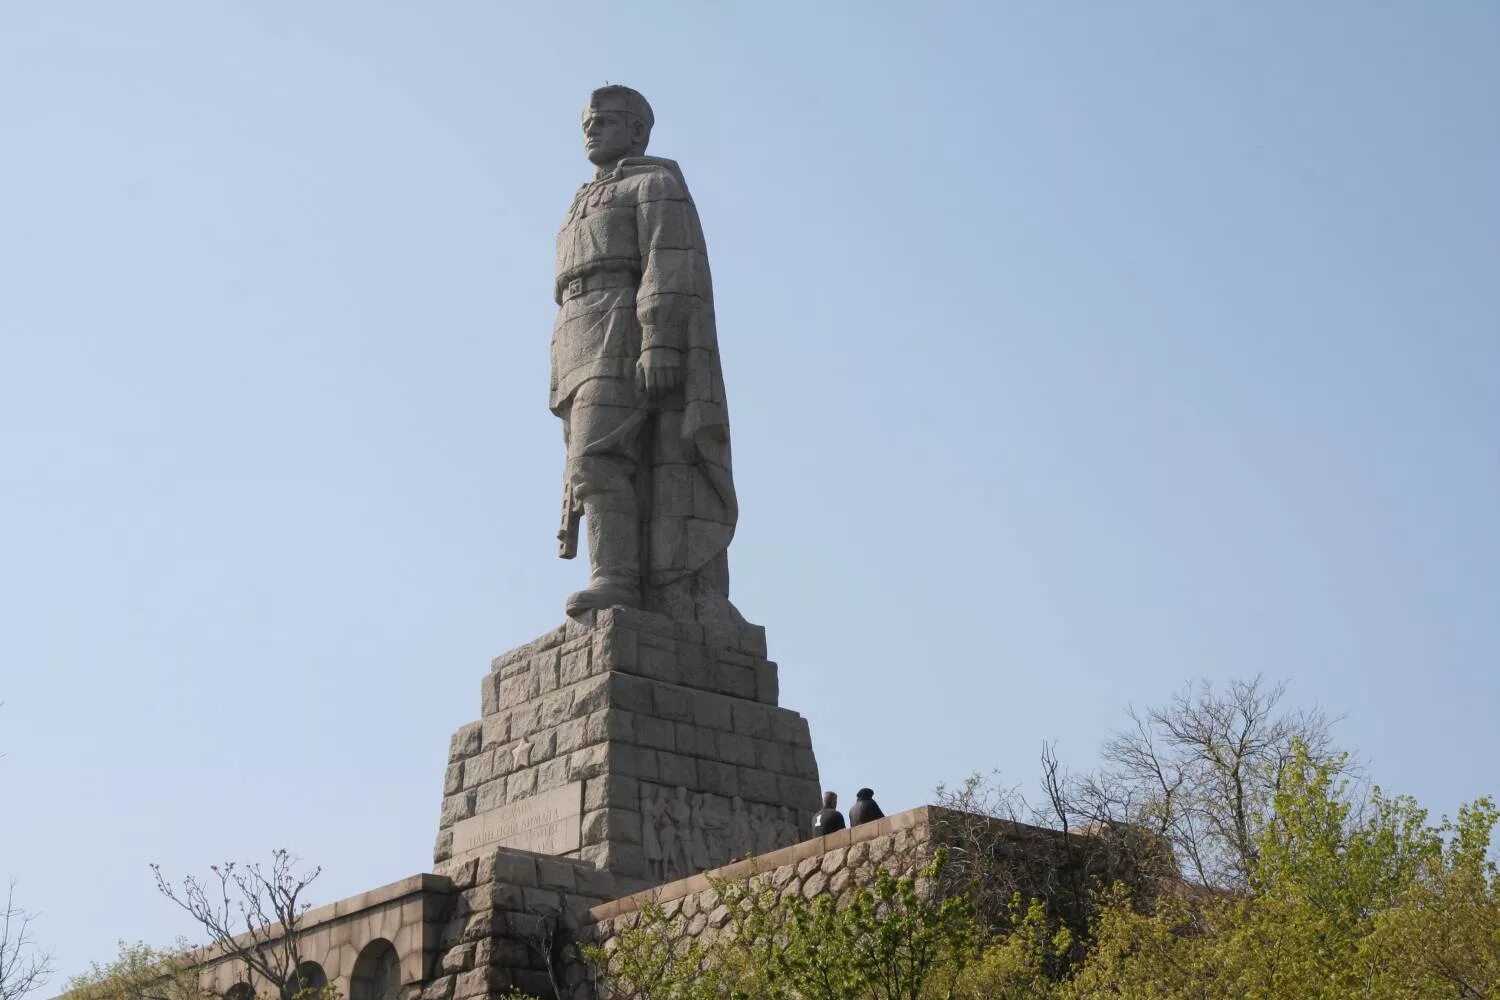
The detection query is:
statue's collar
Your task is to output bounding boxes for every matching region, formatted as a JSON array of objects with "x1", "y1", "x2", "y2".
[
  {"x1": 592, "y1": 157, "x2": 638, "y2": 181},
  {"x1": 592, "y1": 156, "x2": 677, "y2": 183}
]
